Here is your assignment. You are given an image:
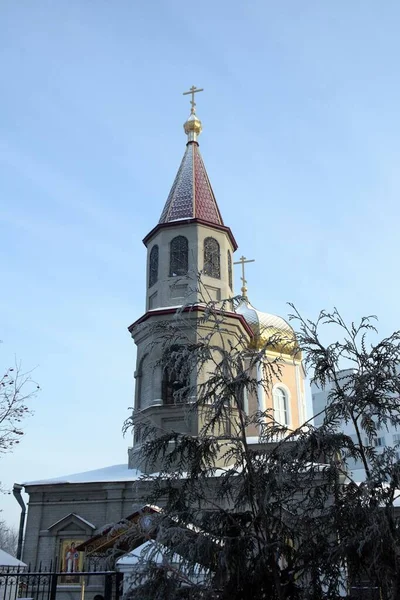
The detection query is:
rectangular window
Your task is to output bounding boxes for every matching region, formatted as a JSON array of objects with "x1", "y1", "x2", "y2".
[
  {"x1": 243, "y1": 387, "x2": 249, "y2": 415},
  {"x1": 278, "y1": 400, "x2": 288, "y2": 426},
  {"x1": 393, "y1": 433, "x2": 400, "y2": 443},
  {"x1": 273, "y1": 388, "x2": 289, "y2": 426},
  {"x1": 365, "y1": 436, "x2": 386, "y2": 447},
  {"x1": 373, "y1": 436, "x2": 385, "y2": 447}
]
